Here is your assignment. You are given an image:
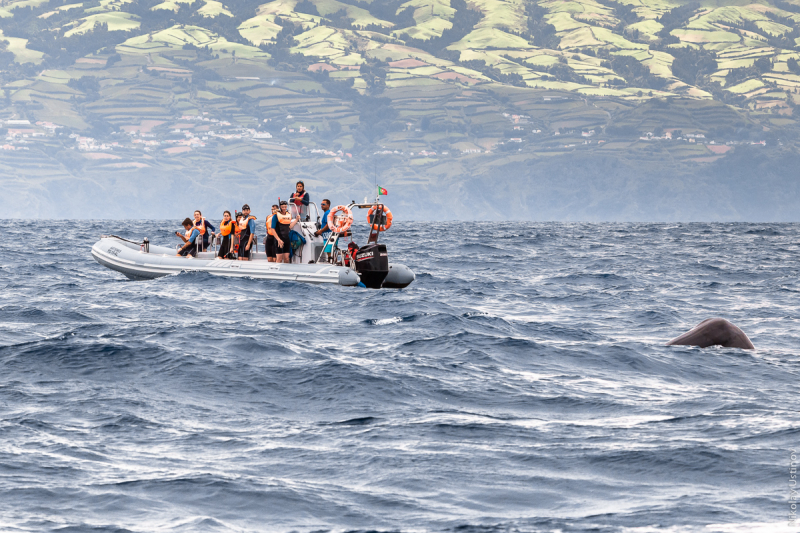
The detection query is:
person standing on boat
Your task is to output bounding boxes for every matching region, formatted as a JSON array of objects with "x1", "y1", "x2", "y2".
[
  {"x1": 176, "y1": 218, "x2": 201, "y2": 257},
  {"x1": 238, "y1": 204, "x2": 257, "y2": 261},
  {"x1": 265, "y1": 204, "x2": 279, "y2": 263},
  {"x1": 272, "y1": 200, "x2": 299, "y2": 263},
  {"x1": 314, "y1": 198, "x2": 332, "y2": 262},
  {"x1": 234, "y1": 212, "x2": 244, "y2": 256},
  {"x1": 217, "y1": 210, "x2": 236, "y2": 259},
  {"x1": 289, "y1": 181, "x2": 310, "y2": 220},
  {"x1": 193, "y1": 210, "x2": 215, "y2": 251}
]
